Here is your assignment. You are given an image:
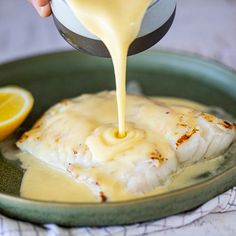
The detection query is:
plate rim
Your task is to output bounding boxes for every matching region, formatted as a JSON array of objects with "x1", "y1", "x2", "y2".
[{"x1": 0, "y1": 49, "x2": 236, "y2": 75}]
